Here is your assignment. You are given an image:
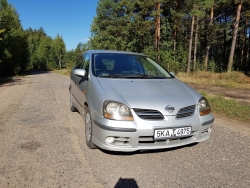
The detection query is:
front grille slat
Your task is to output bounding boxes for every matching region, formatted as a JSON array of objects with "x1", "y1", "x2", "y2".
[
  {"x1": 176, "y1": 105, "x2": 196, "y2": 119},
  {"x1": 133, "y1": 109, "x2": 164, "y2": 120},
  {"x1": 134, "y1": 105, "x2": 196, "y2": 120}
]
